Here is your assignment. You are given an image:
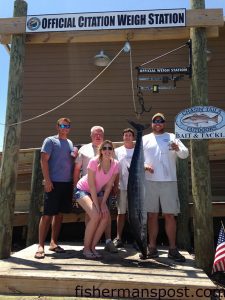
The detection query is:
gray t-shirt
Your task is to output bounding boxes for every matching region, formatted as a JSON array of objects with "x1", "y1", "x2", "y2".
[
  {"x1": 75, "y1": 142, "x2": 98, "y2": 176},
  {"x1": 41, "y1": 135, "x2": 74, "y2": 182}
]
